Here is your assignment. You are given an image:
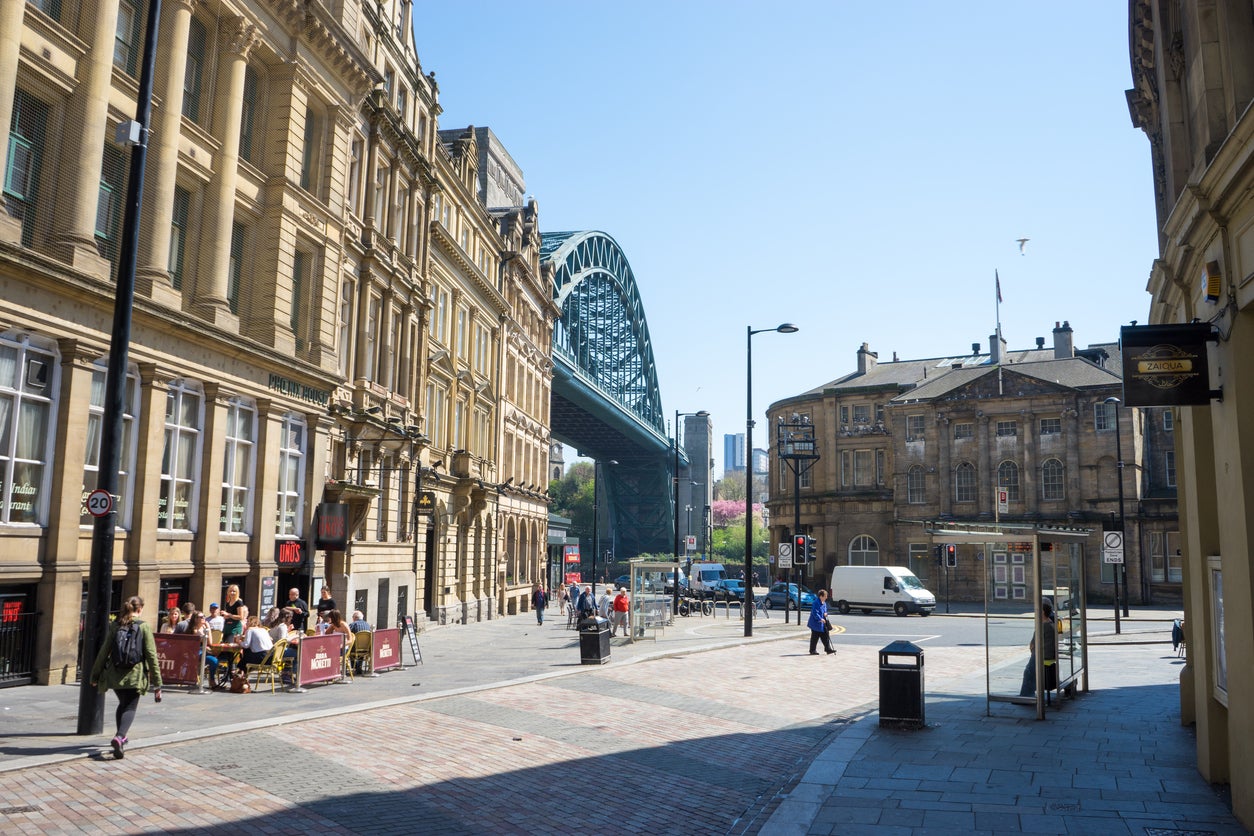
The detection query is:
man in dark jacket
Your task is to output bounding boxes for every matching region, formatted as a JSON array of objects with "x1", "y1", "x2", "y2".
[{"x1": 532, "y1": 584, "x2": 548, "y2": 625}]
